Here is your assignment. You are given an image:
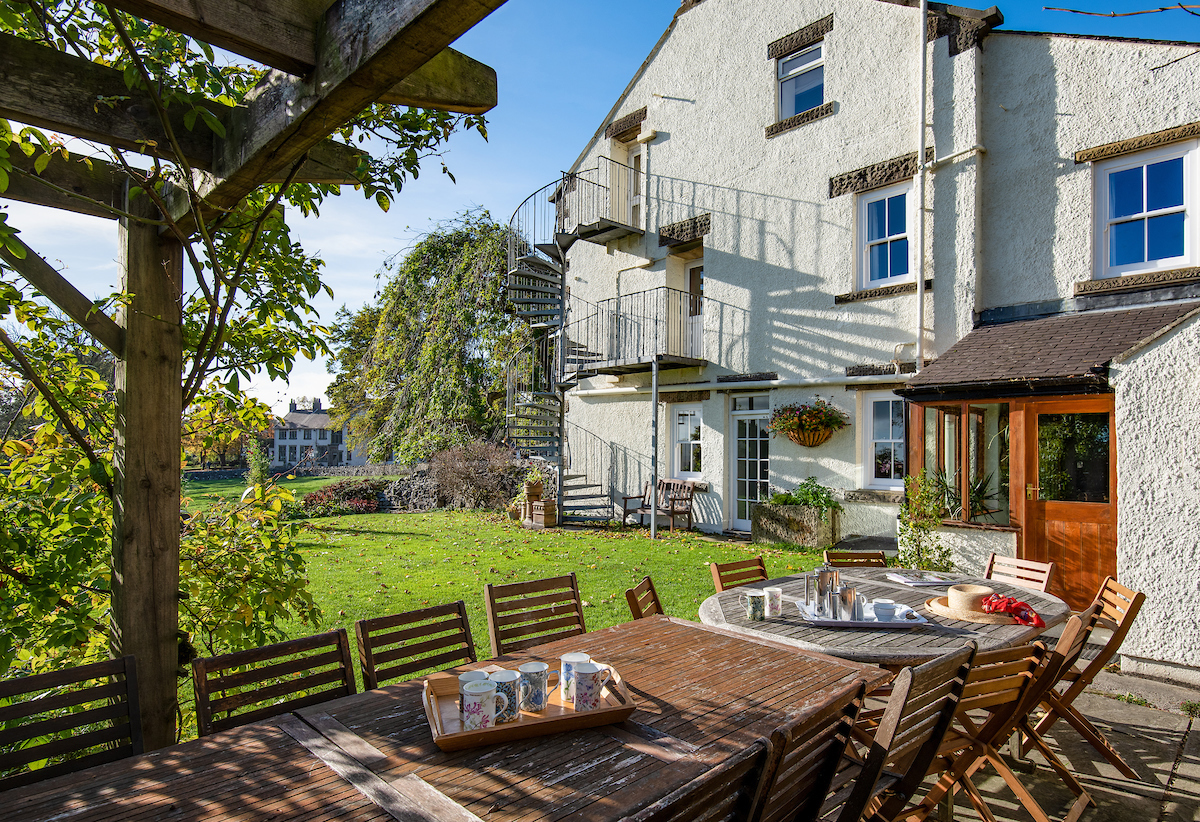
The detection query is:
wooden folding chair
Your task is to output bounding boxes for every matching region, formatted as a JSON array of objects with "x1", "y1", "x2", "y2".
[
  {"x1": 897, "y1": 642, "x2": 1055, "y2": 822},
  {"x1": 748, "y1": 680, "x2": 868, "y2": 822},
  {"x1": 0, "y1": 656, "x2": 142, "y2": 791},
  {"x1": 484, "y1": 573, "x2": 587, "y2": 657},
  {"x1": 626, "y1": 575, "x2": 664, "y2": 620},
  {"x1": 1026, "y1": 576, "x2": 1145, "y2": 778},
  {"x1": 711, "y1": 556, "x2": 768, "y2": 592},
  {"x1": 831, "y1": 644, "x2": 976, "y2": 822},
  {"x1": 984, "y1": 552, "x2": 1056, "y2": 593},
  {"x1": 355, "y1": 600, "x2": 477, "y2": 690},
  {"x1": 625, "y1": 738, "x2": 769, "y2": 822},
  {"x1": 192, "y1": 629, "x2": 356, "y2": 737},
  {"x1": 824, "y1": 550, "x2": 888, "y2": 568}
]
